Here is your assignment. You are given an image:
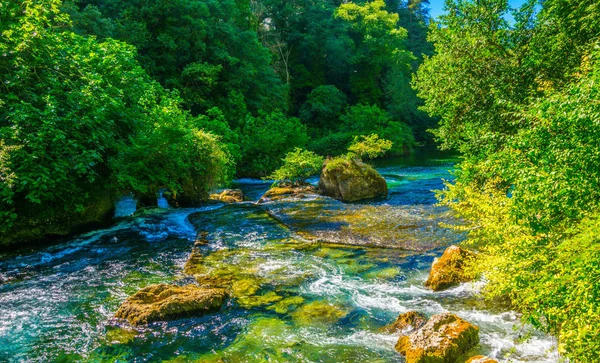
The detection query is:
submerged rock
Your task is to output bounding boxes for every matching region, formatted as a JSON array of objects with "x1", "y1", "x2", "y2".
[
  {"x1": 194, "y1": 231, "x2": 209, "y2": 246},
  {"x1": 267, "y1": 296, "x2": 305, "y2": 314},
  {"x1": 396, "y1": 312, "x2": 479, "y2": 363},
  {"x1": 318, "y1": 157, "x2": 387, "y2": 202},
  {"x1": 210, "y1": 189, "x2": 244, "y2": 203},
  {"x1": 382, "y1": 311, "x2": 427, "y2": 334},
  {"x1": 263, "y1": 198, "x2": 459, "y2": 250},
  {"x1": 292, "y1": 300, "x2": 348, "y2": 325},
  {"x1": 425, "y1": 245, "x2": 475, "y2": 291},
  {"x1": 115, "y1": 284, "x2": 226, "y2": 325},
  {"x1": 258, "y1": 184, "x2": 318, "y2": 203},
  {"x1": 466, "y1": 356, "x2": 498, "y2": 363}
]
